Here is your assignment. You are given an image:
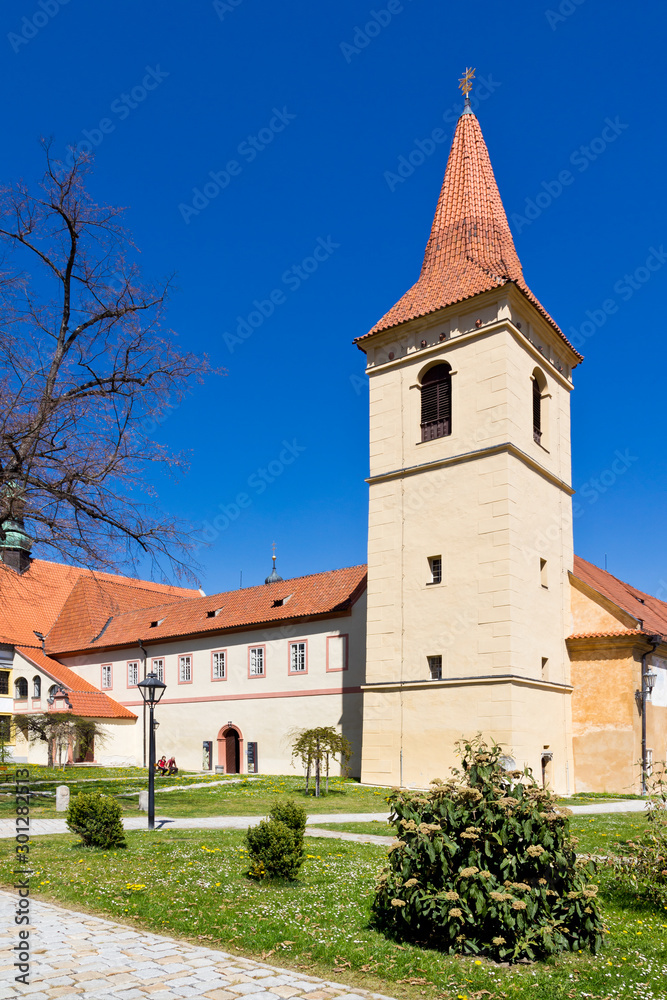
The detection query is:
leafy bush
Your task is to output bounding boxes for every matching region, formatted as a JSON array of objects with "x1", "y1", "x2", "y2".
[
  {"x1": 245, "y1": 817, "x2": 305, "y2": 880},
  {"x1": 270, "y1": 798, "x2": 307, "y2": 839},
  {"x1": 66, "y1": 791, "x2": 126, "y2": 849},
  {"x1": 372, "y1": 736, "x2": 604, "y2": 962},
  {"x1": 608, "y1": 764, "x2": 667, "y2": 909}
]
